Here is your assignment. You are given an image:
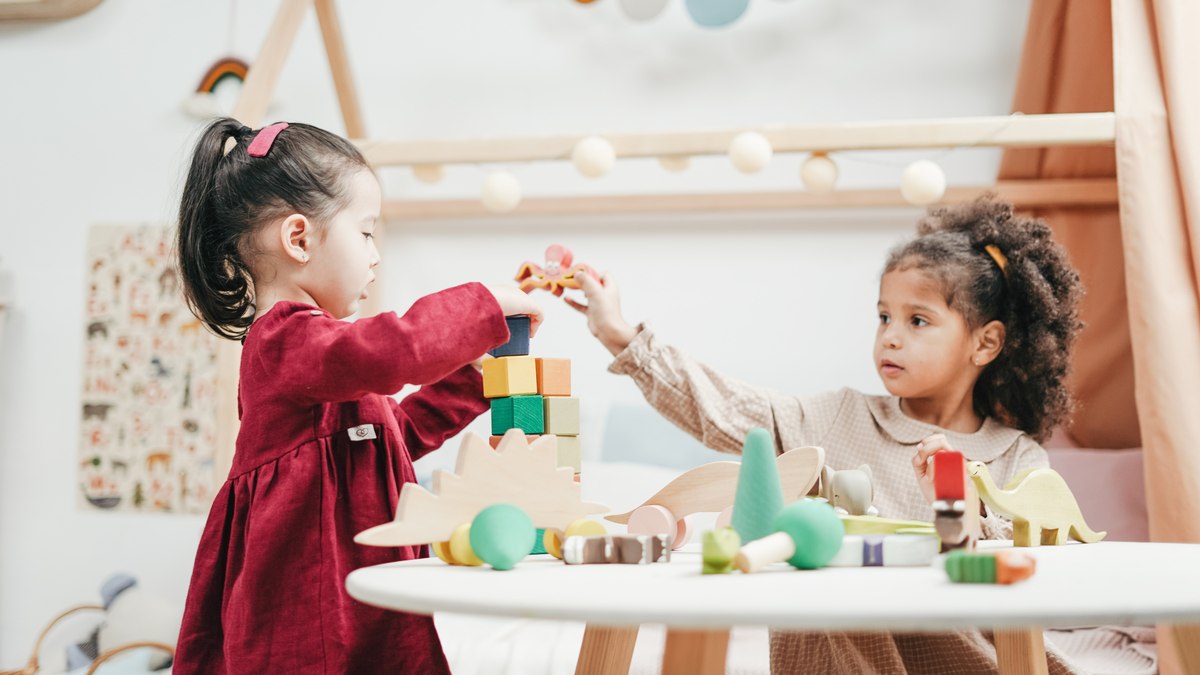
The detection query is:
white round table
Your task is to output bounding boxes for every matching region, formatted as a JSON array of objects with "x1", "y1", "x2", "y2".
[{"x1": 347, "y1": 541, "x2": 1200, "y2": 674}]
